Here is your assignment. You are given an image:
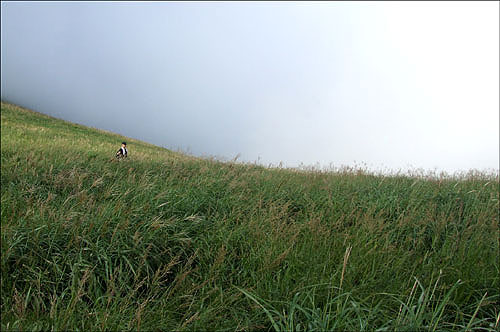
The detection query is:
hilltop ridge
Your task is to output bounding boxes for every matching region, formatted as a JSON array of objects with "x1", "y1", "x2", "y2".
[{"x1": 1, "y1": 102, "x2": 499, "y2": 331}]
